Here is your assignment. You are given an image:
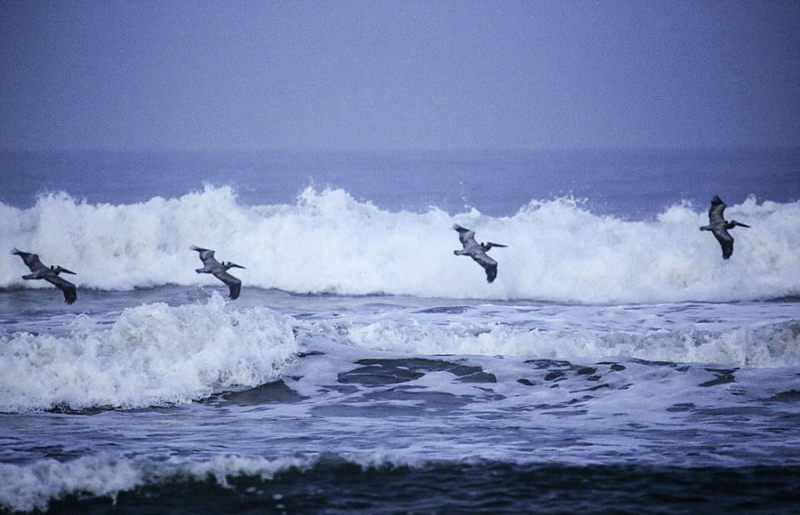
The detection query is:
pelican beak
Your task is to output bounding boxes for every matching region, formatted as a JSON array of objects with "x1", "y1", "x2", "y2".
[
  {"x1": 230, "y1": 263, "x2": 246, "y2": 269},
  {"x1": 736, "y1": 222, "x2": 751, "y2": 228},
  {"x1": 60, "y1": 267, "x2": 77, "y2": 275}
]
